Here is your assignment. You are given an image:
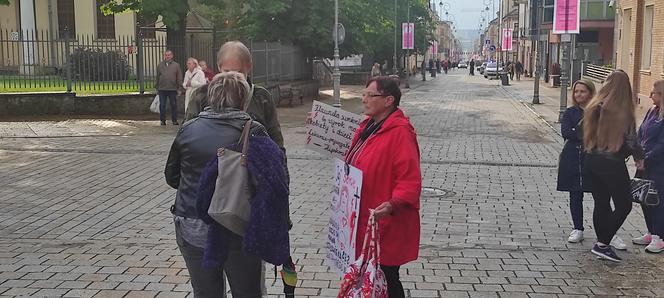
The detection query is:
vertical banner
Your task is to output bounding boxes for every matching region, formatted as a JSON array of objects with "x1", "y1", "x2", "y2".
[
  {"x1": 502, "y1": 28, "x2": 514, "y2": 52},
  {"x1": 402, "y1": 23, "x2": 415, "y2": 50},
  {"x1": 326, "y1": 158, "x2": 363, "y2": 275},
  {"x1": 553, "y1": 0, "x2": 580, "y2": 34}
]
